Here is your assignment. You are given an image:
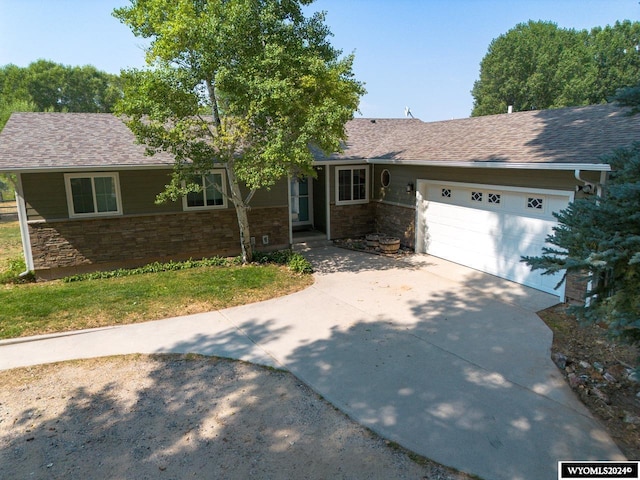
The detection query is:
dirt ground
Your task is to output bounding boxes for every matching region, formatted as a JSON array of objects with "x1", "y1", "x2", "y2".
[
  {"x1": 539, "y1": 304, "x2": 640, "y2": 460},
  {"x1": 0, "y1": 354, "x2": 474, "y2": 480},
  {"x1": 1, "y1": 307, "x2": 637, "y2": 479}
]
